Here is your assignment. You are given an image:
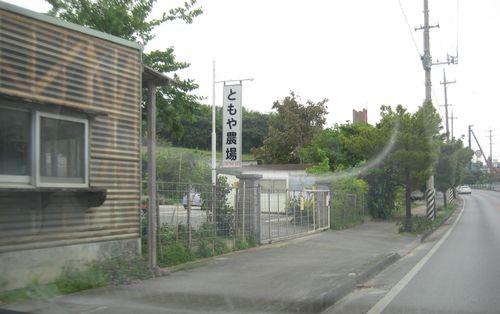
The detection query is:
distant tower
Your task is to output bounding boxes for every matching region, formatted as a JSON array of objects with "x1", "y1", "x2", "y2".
[{"x1": 353, "y1": 108, "x2": 368, "y2": 124}]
